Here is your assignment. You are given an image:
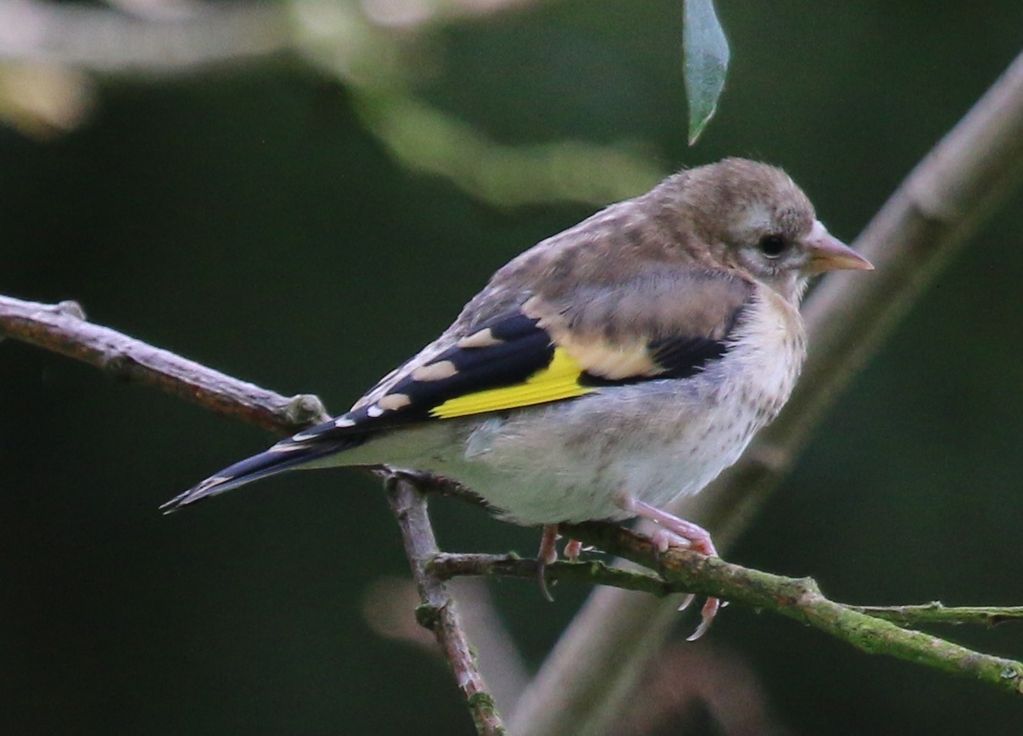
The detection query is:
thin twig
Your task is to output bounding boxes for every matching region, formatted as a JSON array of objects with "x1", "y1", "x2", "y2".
[
  {"x1": 511, "y1": 49, "x2": 1023, "y2": 736},
  {"x1": 850, "y1": 603, "x2": 1023, "y2": 629},
  {"x1": 384, "y1": 477, "x2": 507, "y2": 735},
  {"x1": 429, "y1": 553, "x2": 673, "y2": 597}
]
